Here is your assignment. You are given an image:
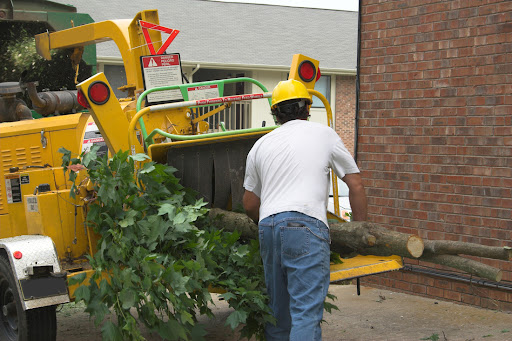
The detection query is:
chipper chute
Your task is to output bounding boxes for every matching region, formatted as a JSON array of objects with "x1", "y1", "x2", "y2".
[{"x1": 125, "y1": 76, "x2": 276, "y2": 210}]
